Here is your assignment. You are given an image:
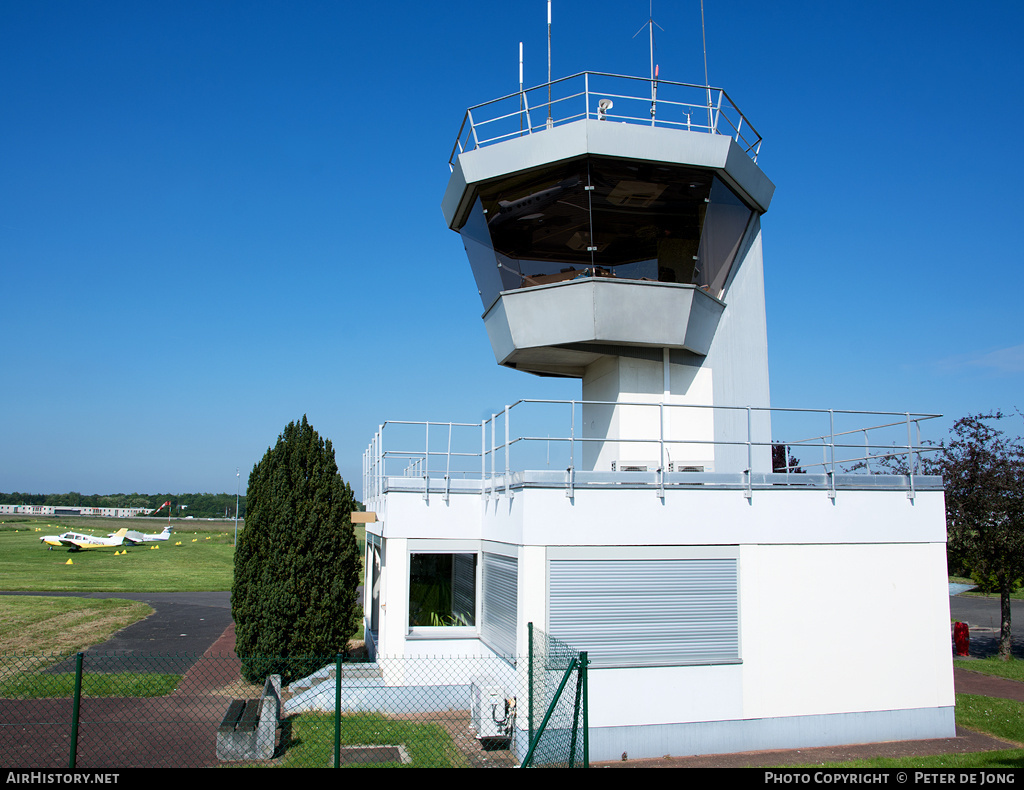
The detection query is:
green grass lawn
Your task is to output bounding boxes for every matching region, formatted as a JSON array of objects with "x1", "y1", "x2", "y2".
[
  {"x1": 0, "y1": 519, "x2": 236, "y2": 592},
  {"x1": 281, "y1": 712, "x2": 469, "y2": 768},
  {"x1": 0, "y1": 670, "x2": 181, "y2": 698},
  {"x1": 955, "y1": 656, "x2": 1024, "y2": 683},
  {"x1": 0, "y1": 595, "x2": 153, "y2": 652},
  {"x1": 0, "y1": 517, "x2": 365, "y2": 593},
  {"x1": 949, "y1": 576, "x2": 1024, "y2": 600}
]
